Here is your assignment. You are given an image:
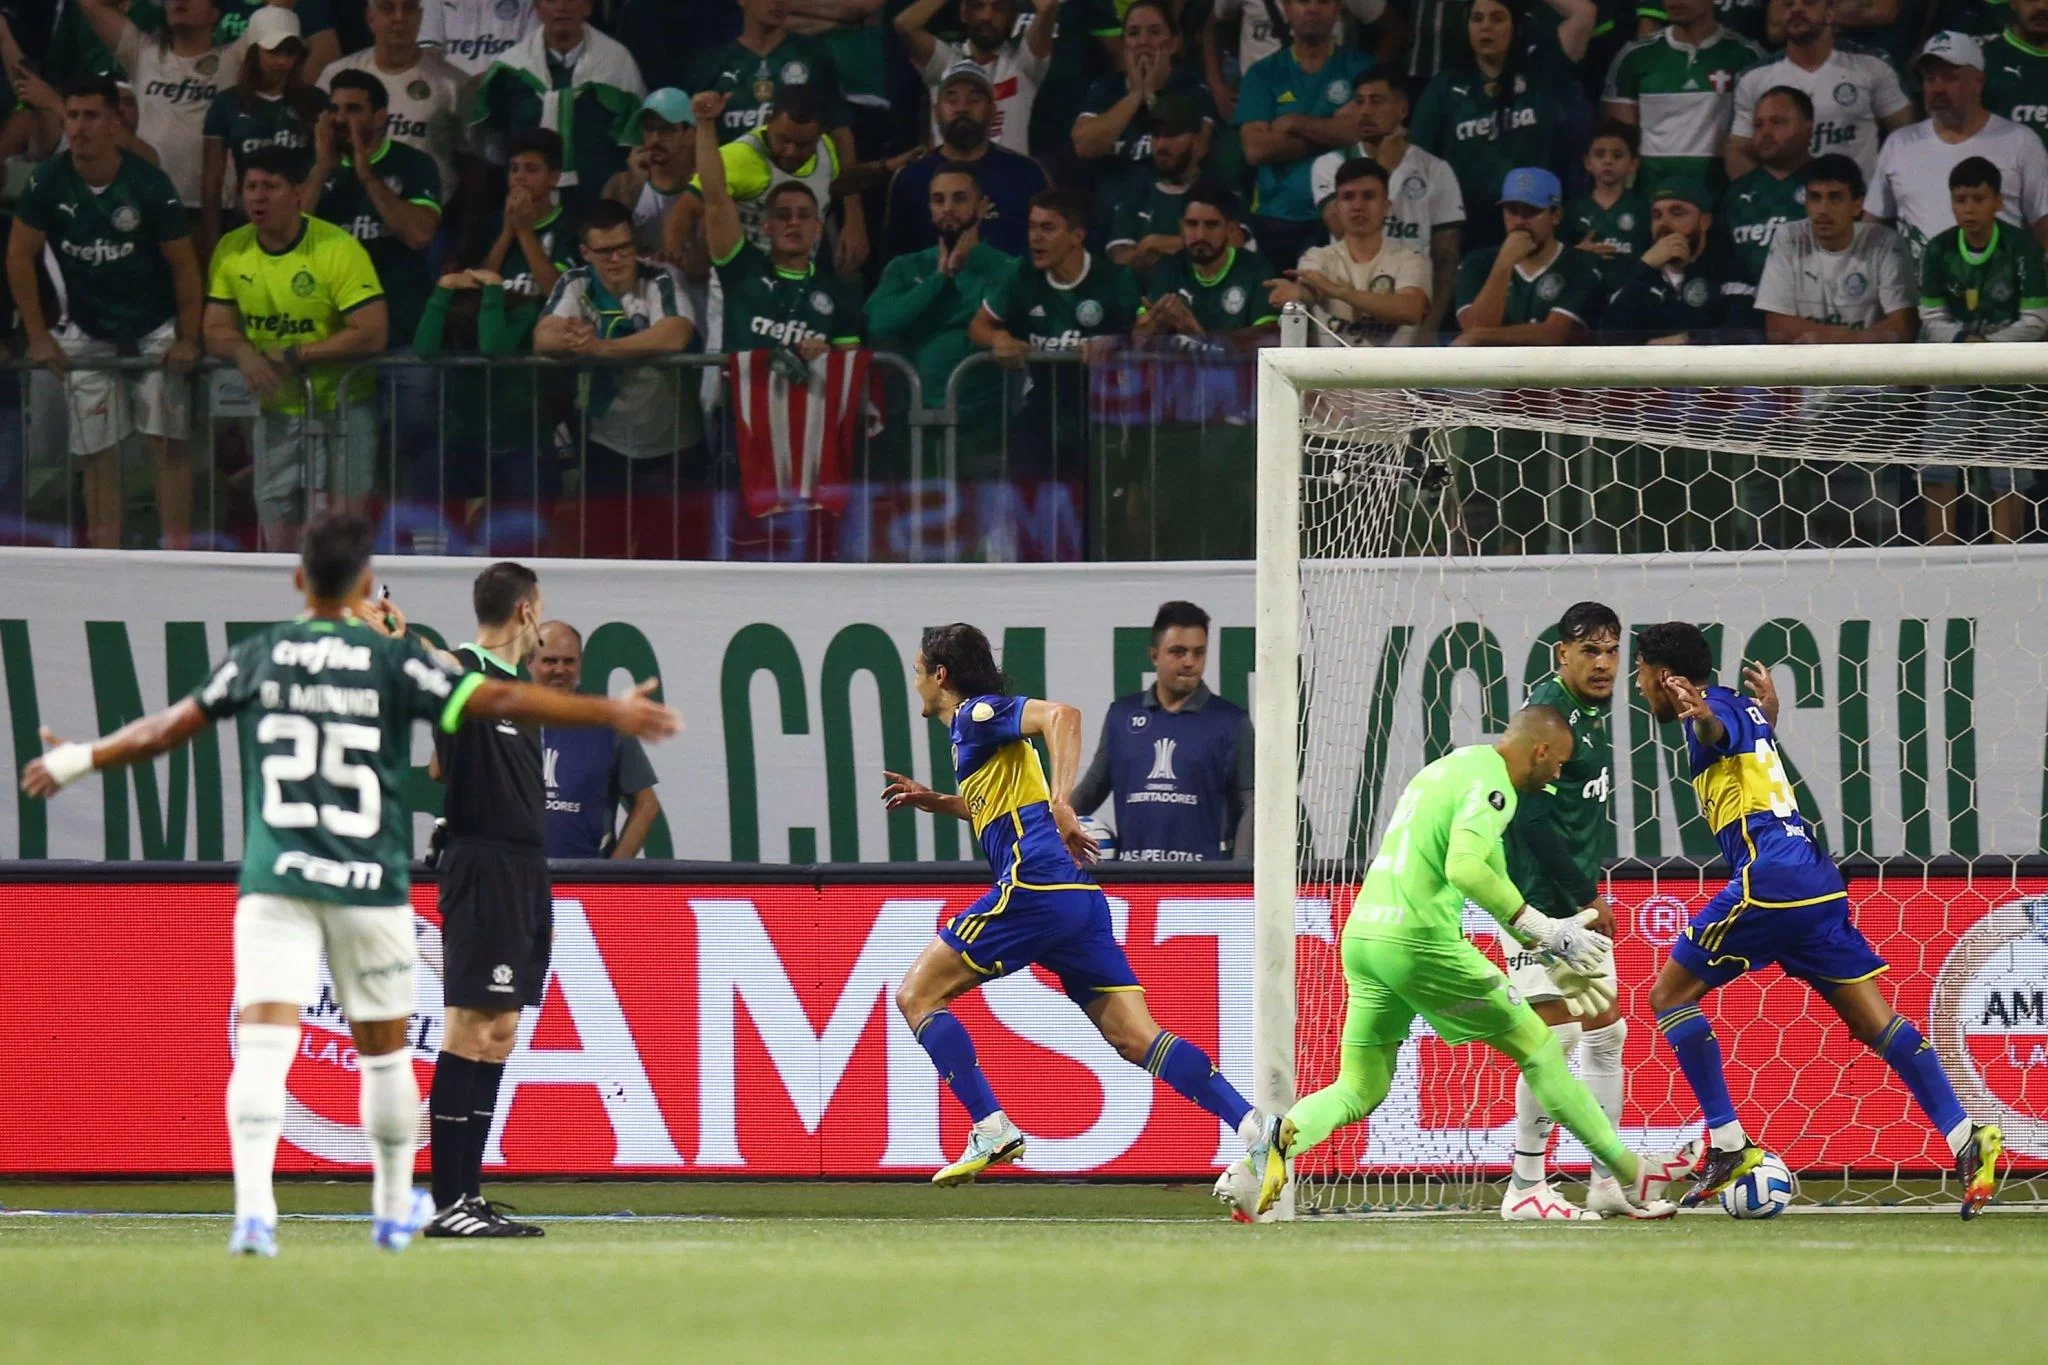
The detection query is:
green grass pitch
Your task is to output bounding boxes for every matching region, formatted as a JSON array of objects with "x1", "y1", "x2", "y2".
[{"x1": 4, "y1": 1181, "x2": 2044, "y2": 1362}]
